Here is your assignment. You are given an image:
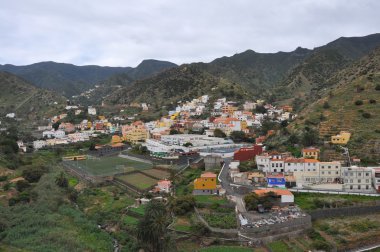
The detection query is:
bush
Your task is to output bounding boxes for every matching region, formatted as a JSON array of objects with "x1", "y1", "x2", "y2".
[
  {"x1": 22, "y1": 165, "x2": 49, "y2": 182},
  {"x1": 362, "y1": 112, "x2": 371, "y2": 118},
  {"x1": 323, "y1": 101, "x2": 330, "y2": 109},
  {"x1": 16, "y1": 180, "x2": 30, "y2": 192},
  {"x1": 375, "y1": 84, "x2": 380, "y2": 91},
  {"x1": 312, "y1": 240, "x2": 331, "y2": 251},
  {"x1": 0, "y1": 176, "x2": 7, "y2": 182},
  {"x1": 170, "y1": 195, "x2": 196, "y2": 215},
  {"x1": 369, "y1": 99, "x2": 377, "y2": 104},
  {"x1": 355, "y1": 100, "x2": 363, "y2": 105}
]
